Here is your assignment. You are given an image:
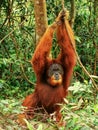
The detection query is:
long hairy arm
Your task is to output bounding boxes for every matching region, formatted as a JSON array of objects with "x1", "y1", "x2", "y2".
[
  {"x1": 56, "y1": 10, "x2": 76, "y2": 91},
  {"x1": 31, "y1": 12, "x2": 64, "y2": 80},
  {"x1": 31, "y1": 25, "x2": 56, "y2": 79}
]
